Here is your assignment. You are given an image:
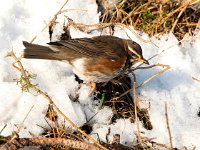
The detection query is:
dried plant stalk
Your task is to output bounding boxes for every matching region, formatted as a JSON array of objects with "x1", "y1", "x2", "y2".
[
  {"x1": 133, "y1": 74, "x2": 143, "y2": 146},
  {"x1": 165, "y1": 102, "x2": 173, "y2": 150},
  {"x1": 118, "y1": 64, "x2": 171, "y2": 99},
  {"x1": 1, "y1": 136, "x2": 100, "y2": 150}
]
